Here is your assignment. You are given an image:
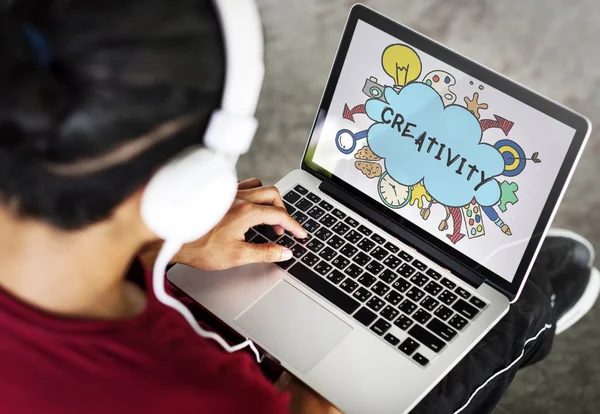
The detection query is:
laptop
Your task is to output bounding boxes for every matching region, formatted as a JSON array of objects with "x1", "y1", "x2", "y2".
[{"x1": 168, "y1": 5, "x2": 591, "y2": 413}]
